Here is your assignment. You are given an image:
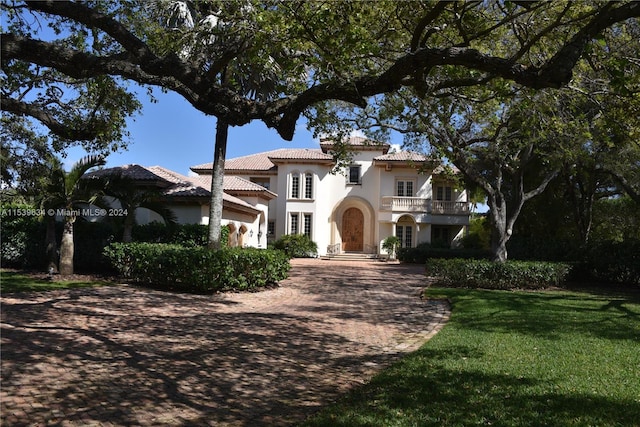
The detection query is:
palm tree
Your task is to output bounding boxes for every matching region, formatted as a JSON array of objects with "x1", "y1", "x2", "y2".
[
  {"x1": 163, "y1": 2, "x2": 288, "y2": 249},
  {"x1": 43, "y1": 155, "x2": 107, "y2": 275},
  {"x1": 103, "y1": 172, "x2": 177, "y2": 242}
]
